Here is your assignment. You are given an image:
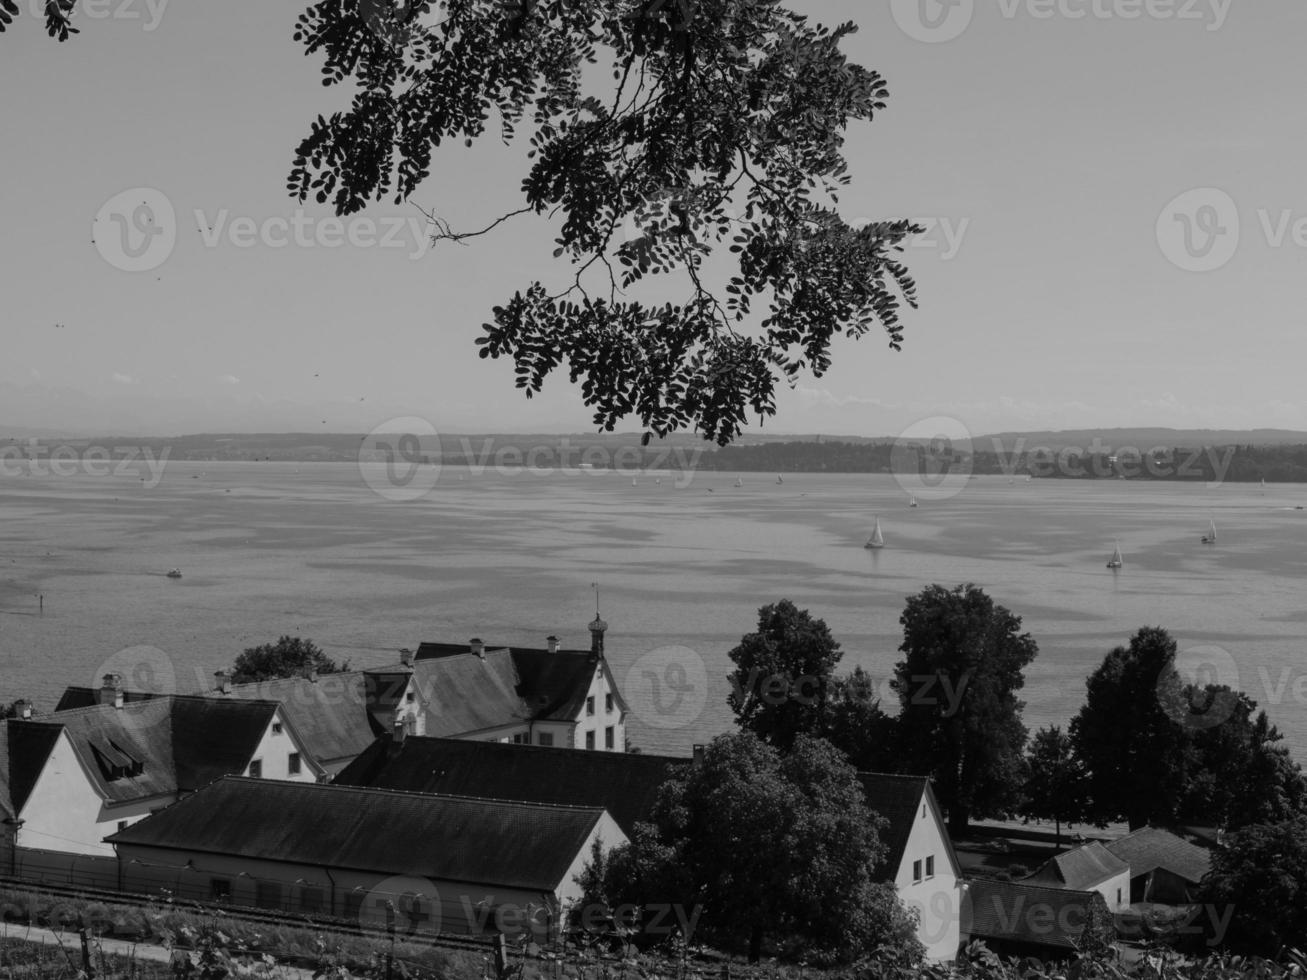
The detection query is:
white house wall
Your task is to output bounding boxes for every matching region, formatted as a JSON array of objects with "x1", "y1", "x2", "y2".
[
  {"x1": 573, "y1": 664, "x2": 624, "y2": 751},
  {"x1": 890, "y1": 791, "x2": 961, "y2": 962},
  {"x1": 243, "y1": 707, "x2": 320, "y2": 781},
  {"x1": 18, "y1": 733, "x2": 171, "y2": 856}
]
